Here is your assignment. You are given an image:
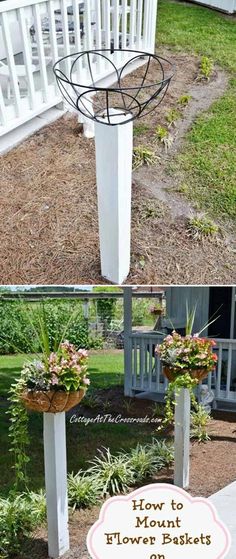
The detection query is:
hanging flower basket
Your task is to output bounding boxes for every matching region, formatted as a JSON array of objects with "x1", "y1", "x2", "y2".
[
  {"x1": 19, "y1": 341, "x2": 90, "y2": 414},
  {"x1": 163, "y1": 366, "x2": 209, "y2": 383},
  {"x1": 20, "y1": 389, "x2": 85, "y2": 413},
  {"x1": 156, "y1": 331, "x2": 218, "y2": 385}
]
